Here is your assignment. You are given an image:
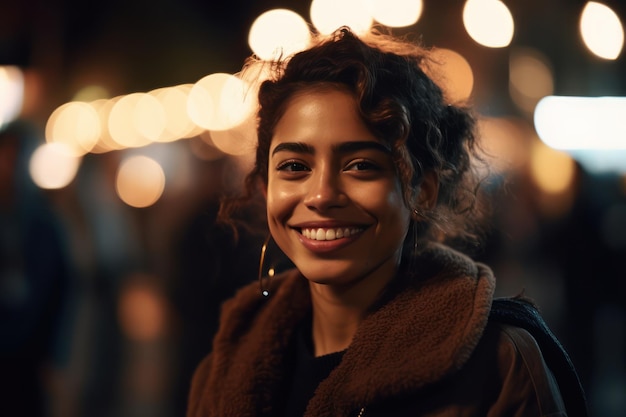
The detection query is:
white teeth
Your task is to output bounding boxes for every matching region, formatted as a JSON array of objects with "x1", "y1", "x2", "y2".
[{"x1": 301, "y1": 227, "x2": 362, "y2": 241}]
